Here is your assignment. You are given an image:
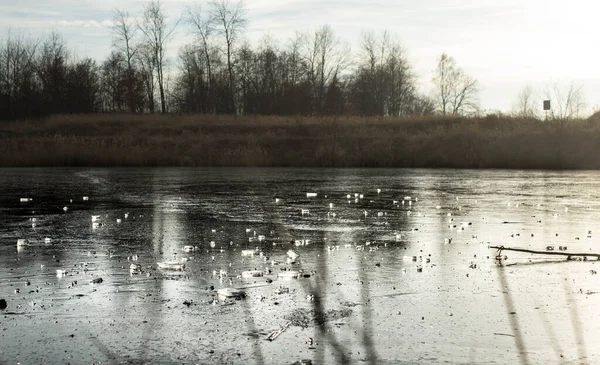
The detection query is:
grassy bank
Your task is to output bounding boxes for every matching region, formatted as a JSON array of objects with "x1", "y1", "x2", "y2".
[{"x1": 1, "y1": 114, "x2": 600, "y2": 169}]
